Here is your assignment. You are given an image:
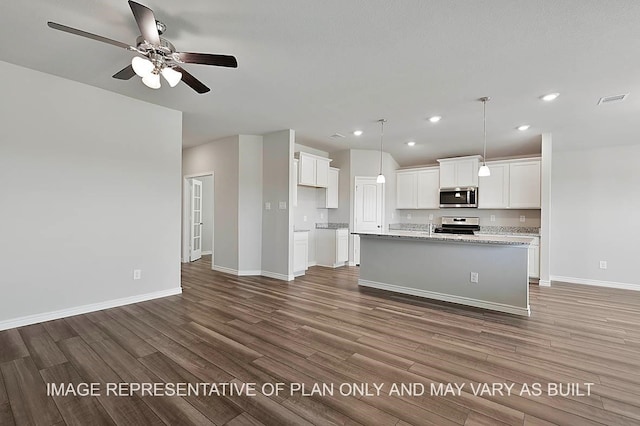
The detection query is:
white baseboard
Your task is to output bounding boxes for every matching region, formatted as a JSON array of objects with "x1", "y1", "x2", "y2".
[
  {"x1": 0, "y1": 287, "x2": 182, "y2": 332},
  {"x1": 307, "y1": 261, "x2": 317, "y2": 267},
  {"x1": 550, "y1": 275, "x2": 640, "y2": 292},
  {"x1": 348, "y1": 261, "x2": 358, "y2": 267},
  {"x1": 238, "y1": 270, "x2": 262, "y2": 276},
  {"x1": 316, "y1": 261, "x2": 348, "y2": 269},
  {"x1": 538, "y1": 279, "x2": 551, "y2": 287},
  {"x1": 261, "y1": 270, "x2": 294, "y2": 281},
  {"x1": 201, "y1": 250, "x2": 213, "y2": 256},
  {"x1": 212, "y1": 265, "x2": 239, "y2": 275},
  {"x1": 358, "y1": 279, "x2": 530, "y2": 317}
]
